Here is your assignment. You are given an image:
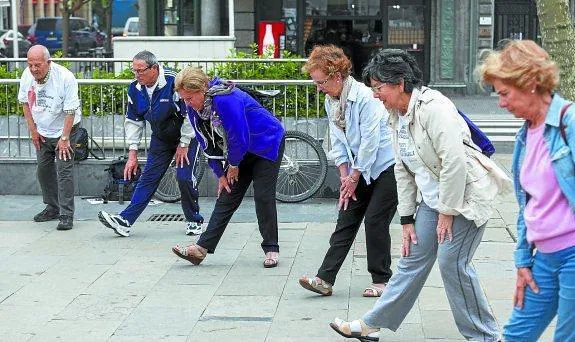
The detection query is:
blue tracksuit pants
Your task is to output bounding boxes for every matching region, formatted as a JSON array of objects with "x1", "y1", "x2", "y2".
[{"x1": 120, "y1": 136, "x2": 203, "y2": 225}]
